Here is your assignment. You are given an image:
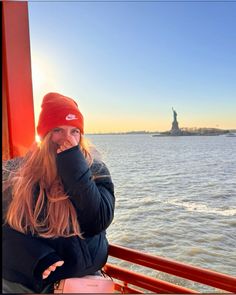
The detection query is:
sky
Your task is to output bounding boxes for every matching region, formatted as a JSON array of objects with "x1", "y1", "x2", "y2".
[{"x1": 28, "y1": 1, "x2": 236, "y2": 133}]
